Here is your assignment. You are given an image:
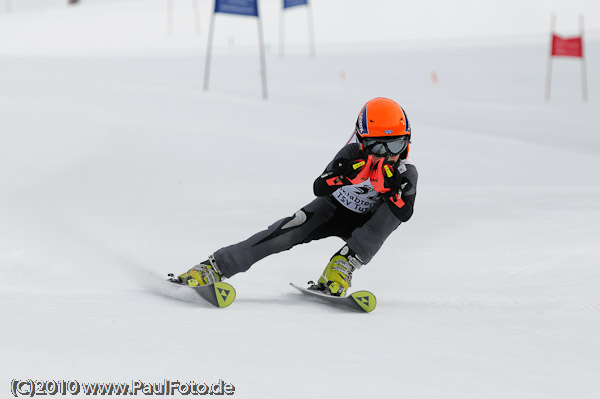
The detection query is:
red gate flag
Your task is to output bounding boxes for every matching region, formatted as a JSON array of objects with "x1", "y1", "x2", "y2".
[{"x1": 551, "y1": 34, "x2": 583, "y2": 57}]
